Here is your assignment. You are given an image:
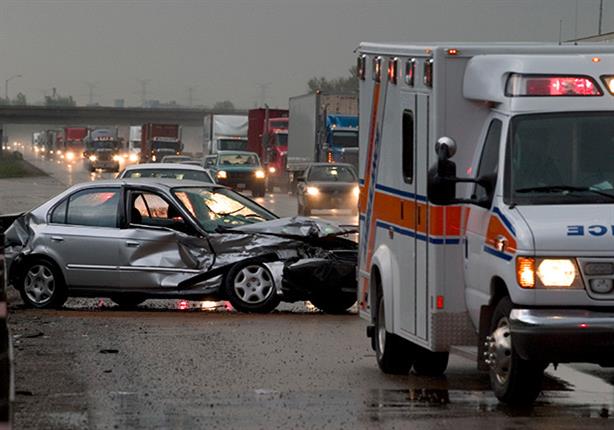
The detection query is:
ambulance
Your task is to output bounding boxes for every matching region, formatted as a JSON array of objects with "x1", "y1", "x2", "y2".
[{"x1": 356, "y1": 42, "x2": 614, "y2": 404}]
